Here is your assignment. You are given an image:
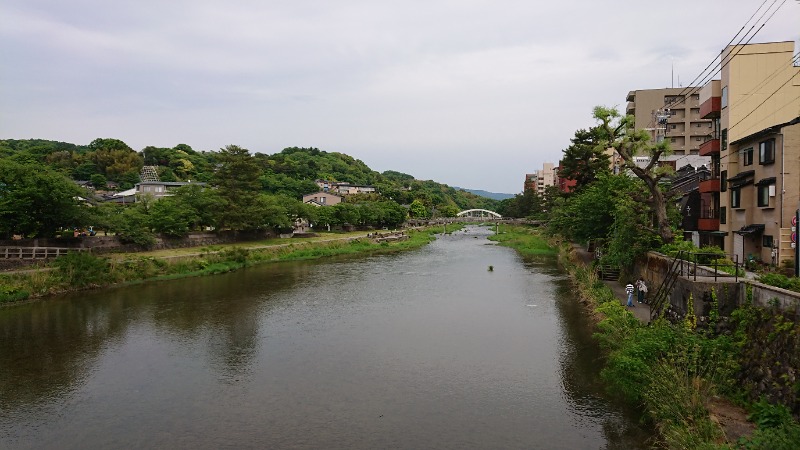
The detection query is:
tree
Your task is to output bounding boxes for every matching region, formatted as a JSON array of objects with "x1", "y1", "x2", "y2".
[
  {"x1": 437, "y1": 204, "x2": 460, "y2": 218},
  {"x1": 558, "y1": 126, "x2": 611, "y2": 192},
  {"x1": 149, "y1": 197, "x2": 197, "y2": 237},
  {"x1": 85, "y1": 138, "x2": 143, "y2": 181},
  {"x1": 547, "y1": 173, "x2": 659, "y2": 267},
  {"x1": 171, "y1": 184, "x2": 222, "y2": 231},
  {"x1": 212, "y1": 145, "x2": 264, "y2": 231},
  {"x1": 90, "y1": 174, "x2": 107, "y2": 189},
  {"x1": 409, "y1": 199, "x2": 429, "y2": 218},
  {"x1": 593, "y1": 106, "x2": 676, "y2": 244},
  {"x1": 0, "y1": 160, "x2": 89, "y2": 238}
]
